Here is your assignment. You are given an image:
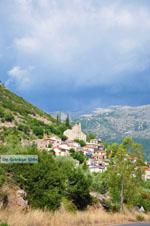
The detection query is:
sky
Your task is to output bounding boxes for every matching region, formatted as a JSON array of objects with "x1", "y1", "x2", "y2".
[{"x1": 0, "y1": 0, "x2": 150, "y2": 113}]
